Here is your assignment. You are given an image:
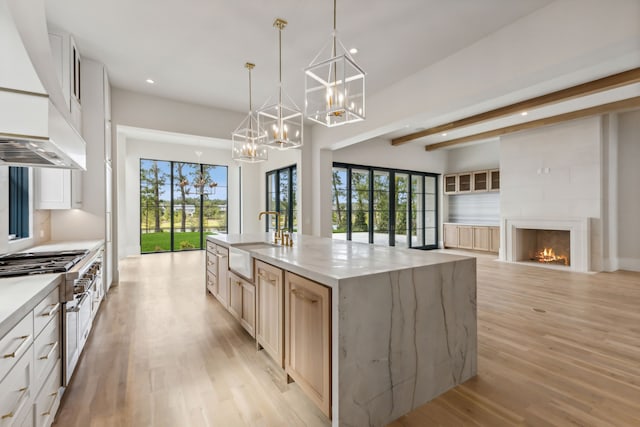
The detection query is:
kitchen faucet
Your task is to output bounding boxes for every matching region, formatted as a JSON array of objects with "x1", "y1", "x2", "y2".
[{"x1": 258, "y1": 211, "x2": 282, "y2": 243}]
